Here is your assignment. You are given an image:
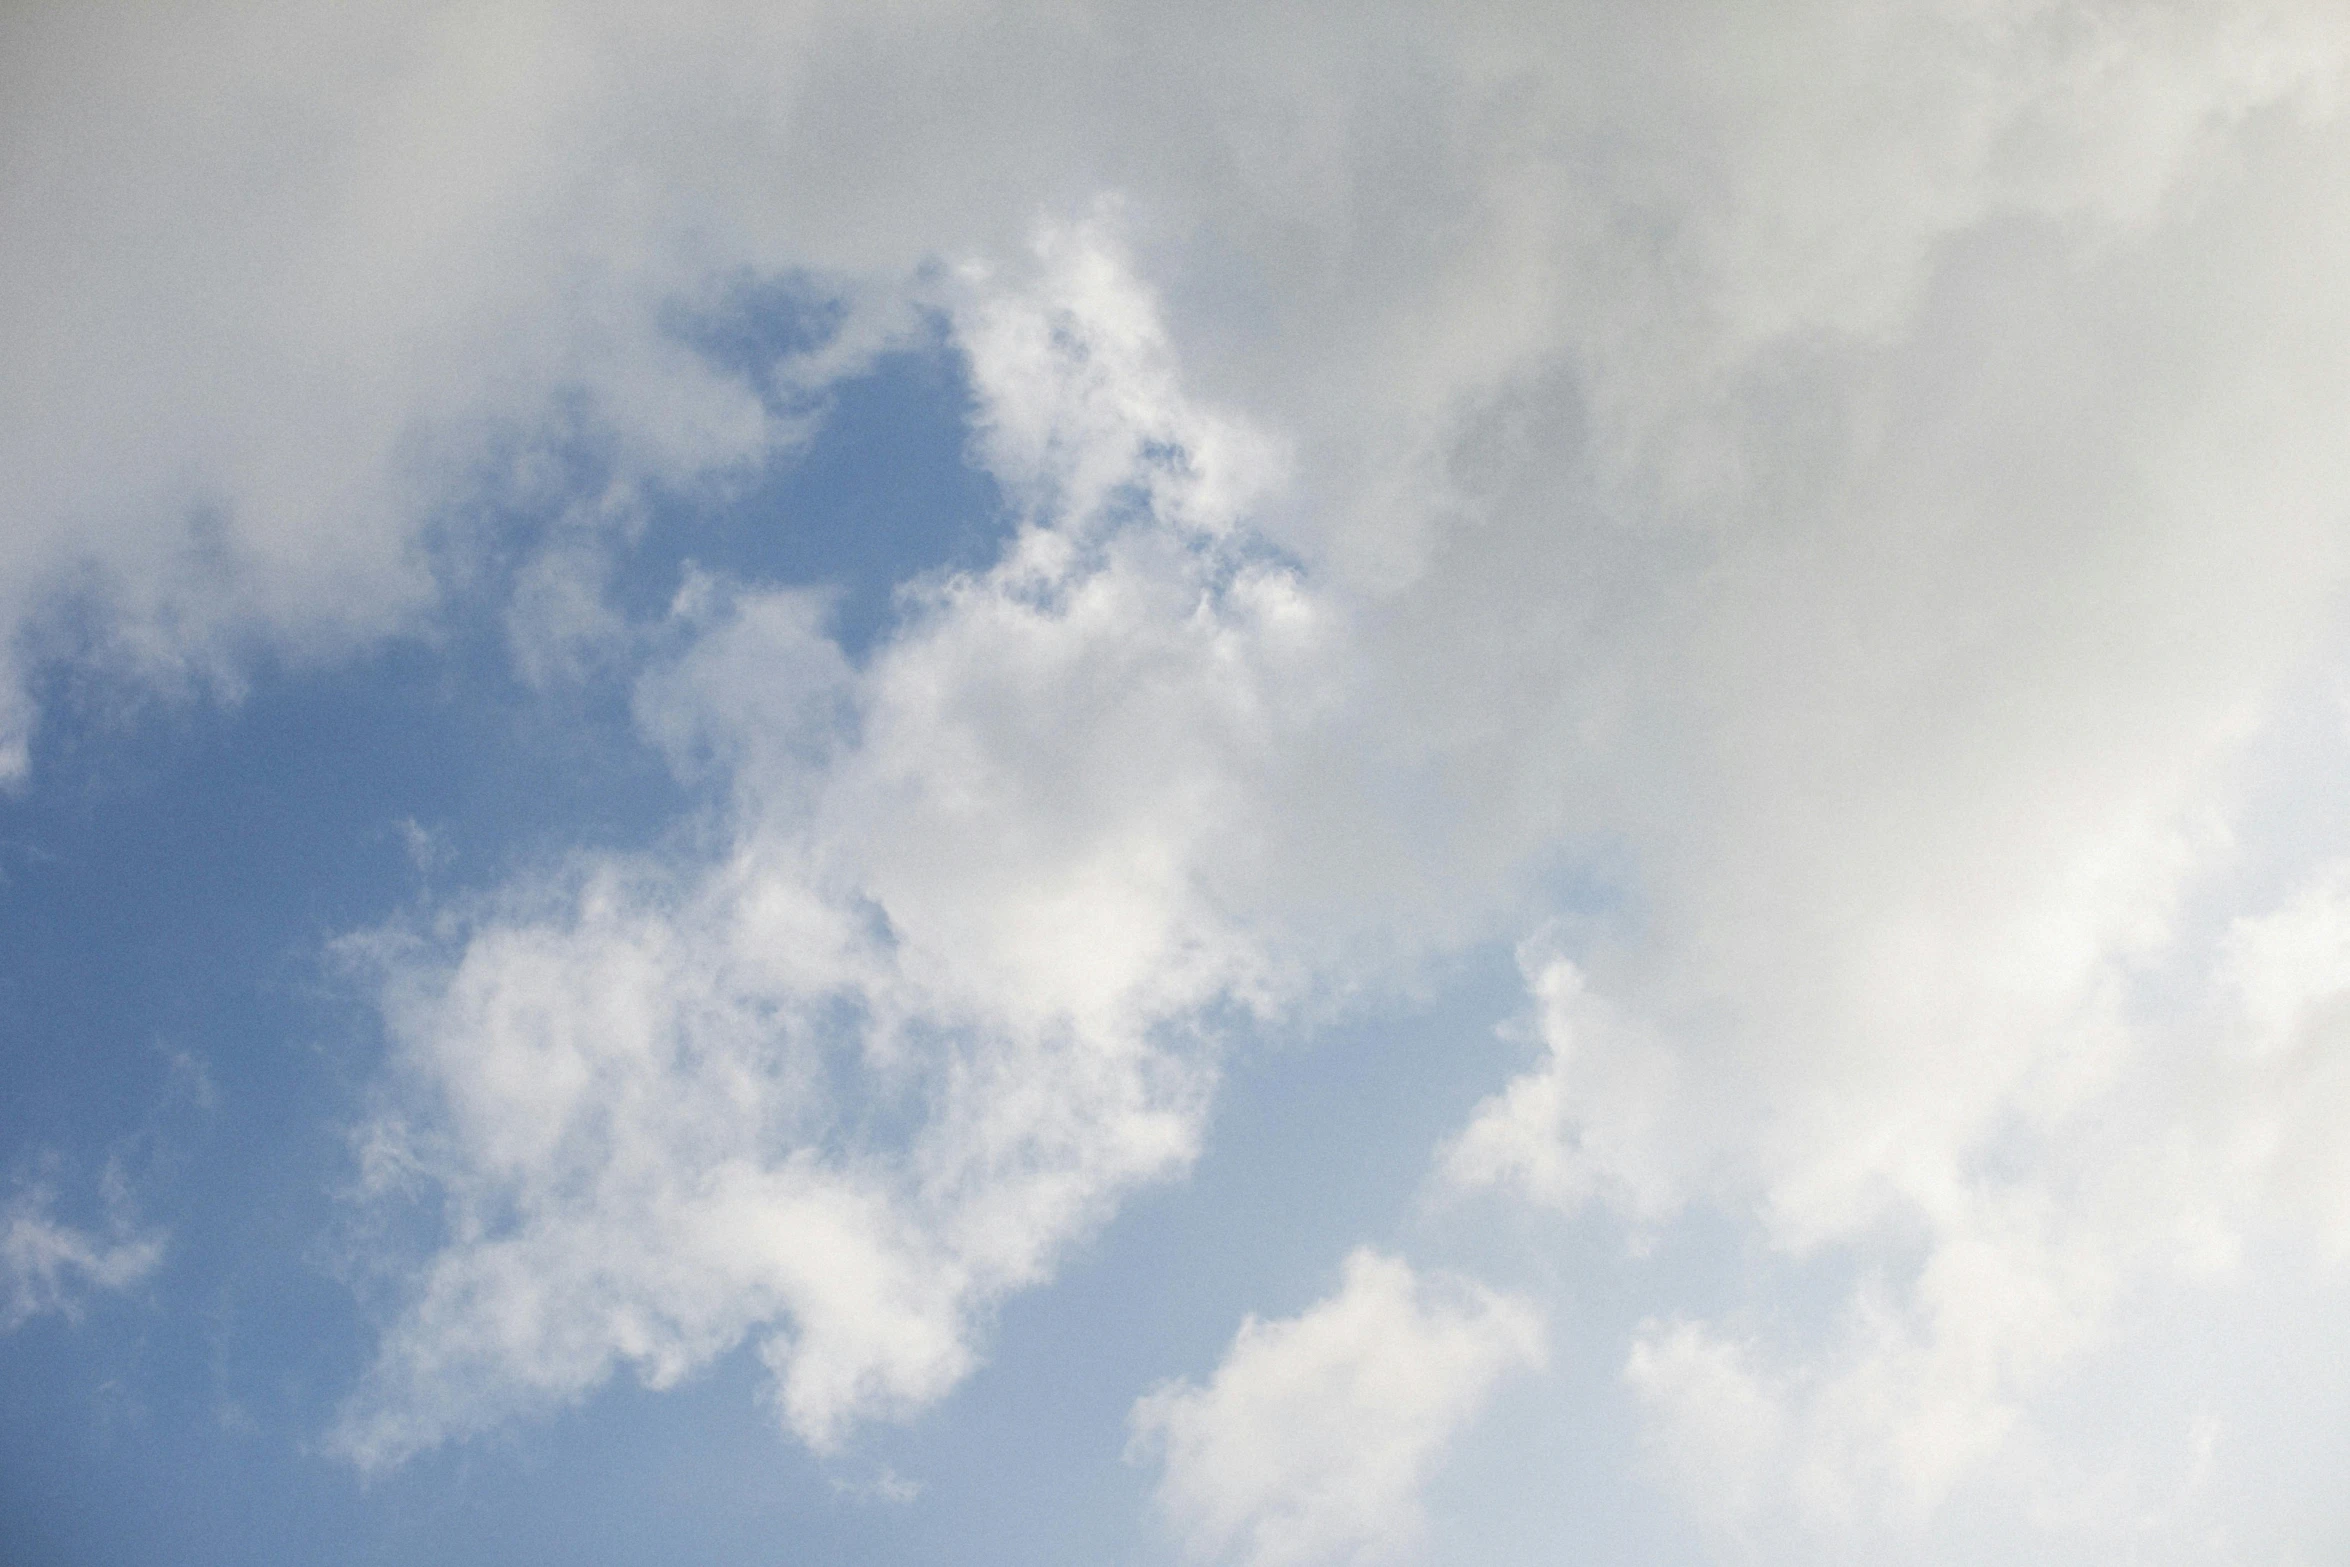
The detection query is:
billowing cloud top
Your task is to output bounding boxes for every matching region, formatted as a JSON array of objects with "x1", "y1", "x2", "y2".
[{"x1": 6, "y1": 2, "x2": 2350, "y2": 1563}]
